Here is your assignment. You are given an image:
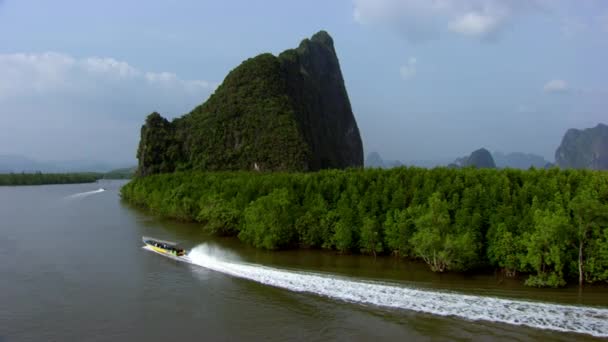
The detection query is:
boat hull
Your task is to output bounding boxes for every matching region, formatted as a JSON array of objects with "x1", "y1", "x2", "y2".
[
  {"x1": 142, "y1": 236, "x2": 189, "y2": 263},
  {"x1": 143, "y1": 244, "x2": 191, "y2": 263}
]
